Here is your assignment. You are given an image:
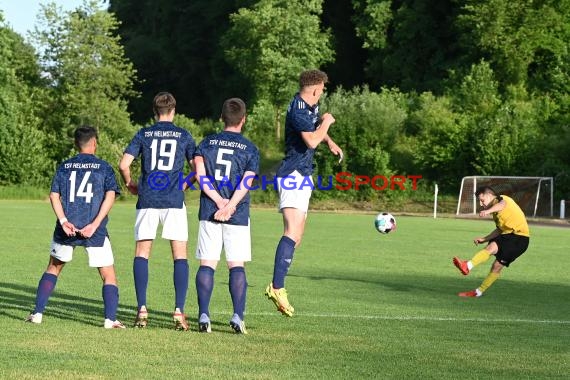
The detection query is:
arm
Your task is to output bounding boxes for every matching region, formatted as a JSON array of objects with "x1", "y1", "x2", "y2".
[
  {"x1": 194, "y1": 156, "x2": 228, "y2": 209},
  {"x1": 474, "y1": 228, "x2": 501, "y2": 245},
  {"x1": 78, "y1": 190, "x2": 116, "y2": 238},
  {"x1": 323, "y1": 134, "x2": 344, "y2": 162},
  {"x1": 49, "y1": 192, "x2": 76, "y2": 236},
  {"x1": 300, "y1": 113, "x2": 335, "y2": 149},
  {"x1": 479, "y1": 199, "x2": 506, "y2": 217},
  {"x1": 181, "y1": 159, "x2": 198, "y2": 191},
  {"x1": 118, "y1": 153, "x2": 138, "y2": 195},
  {"x1": 214, "y1": 171, "x2": 256, "y2": 222}
]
